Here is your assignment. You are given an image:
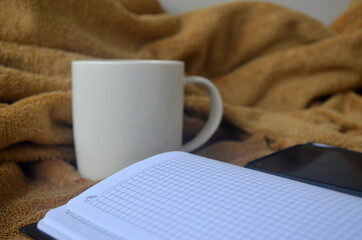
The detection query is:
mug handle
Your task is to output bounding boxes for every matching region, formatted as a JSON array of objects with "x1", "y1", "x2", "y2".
[{"x1": 181, "y1": 76, "x2": 223, "y2": 152}]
